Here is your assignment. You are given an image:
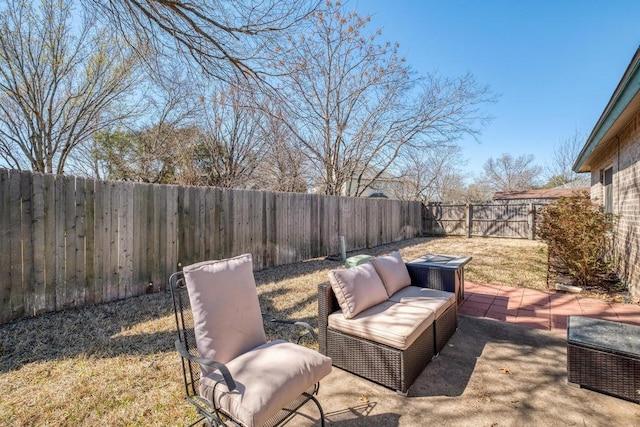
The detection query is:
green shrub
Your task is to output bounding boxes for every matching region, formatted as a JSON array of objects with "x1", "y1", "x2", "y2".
[{"x1": 538, "y1": 193, "x2": 616, "y2": 287}]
